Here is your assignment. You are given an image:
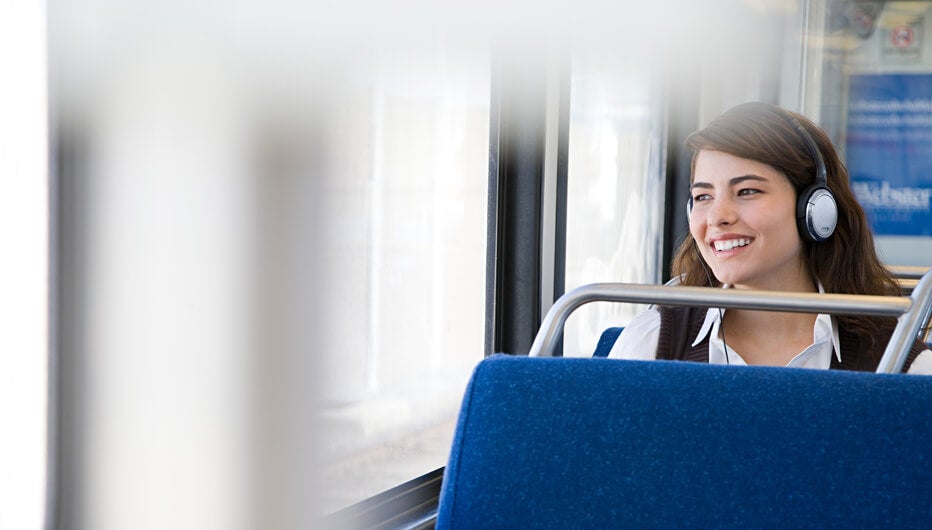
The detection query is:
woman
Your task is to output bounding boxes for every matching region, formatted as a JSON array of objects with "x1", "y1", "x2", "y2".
[{"x1": 607, "y1": 102, "x2": 931, "y2": 373}]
